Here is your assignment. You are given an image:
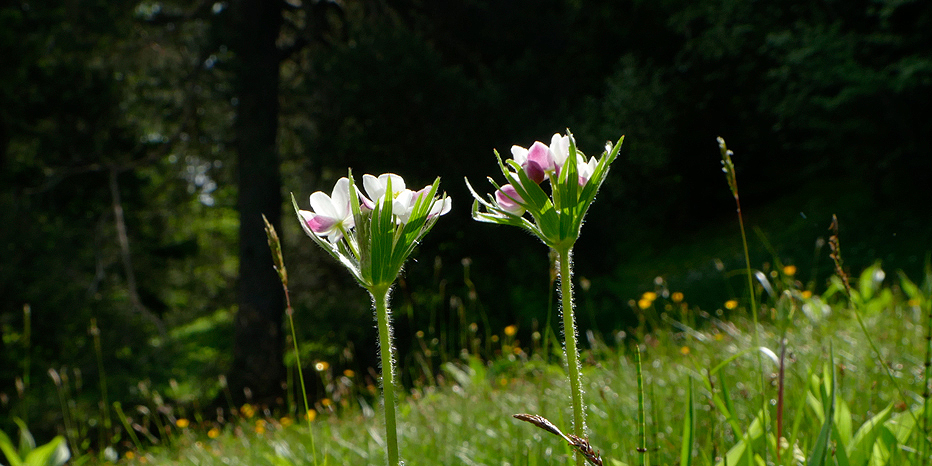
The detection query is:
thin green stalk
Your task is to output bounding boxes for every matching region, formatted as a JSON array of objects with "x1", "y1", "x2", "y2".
[
  {"x1": 827, "y1": 216, "x2": 920, "y2": 441},
  {"x1": 636, "y1": 345, "x2": 648, "y2": 466},
  {"x1": 112, "y1": 402, "x2": 143, "y2": 452},
  {"x1": 556, "y1": 246, "x2": 586, "y2": 466},
  {"x1": 920, "y1": 260, "x2": 932, "y2": 466},
  {"x1": 719, "y1": 137, "x2": 768, "y2": 464},
  {"x1": 90, "y1": 319, "x2": 112, "y2": 453},
  {"x1": 263, "y1": 215, "x2": 318, "y2": 464},
  {"x1": 372, "y1": 284, "x2": 401, "y2": 466},
  {"x1": 287, "y1": 301, "x2": 317, "y2": 459},
  {"x1": 736, "y1": 194, "x2": 769, "y2": 465},
  {"x1": 22, "y1": 304, "x2": 31, "y2": 421}
]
